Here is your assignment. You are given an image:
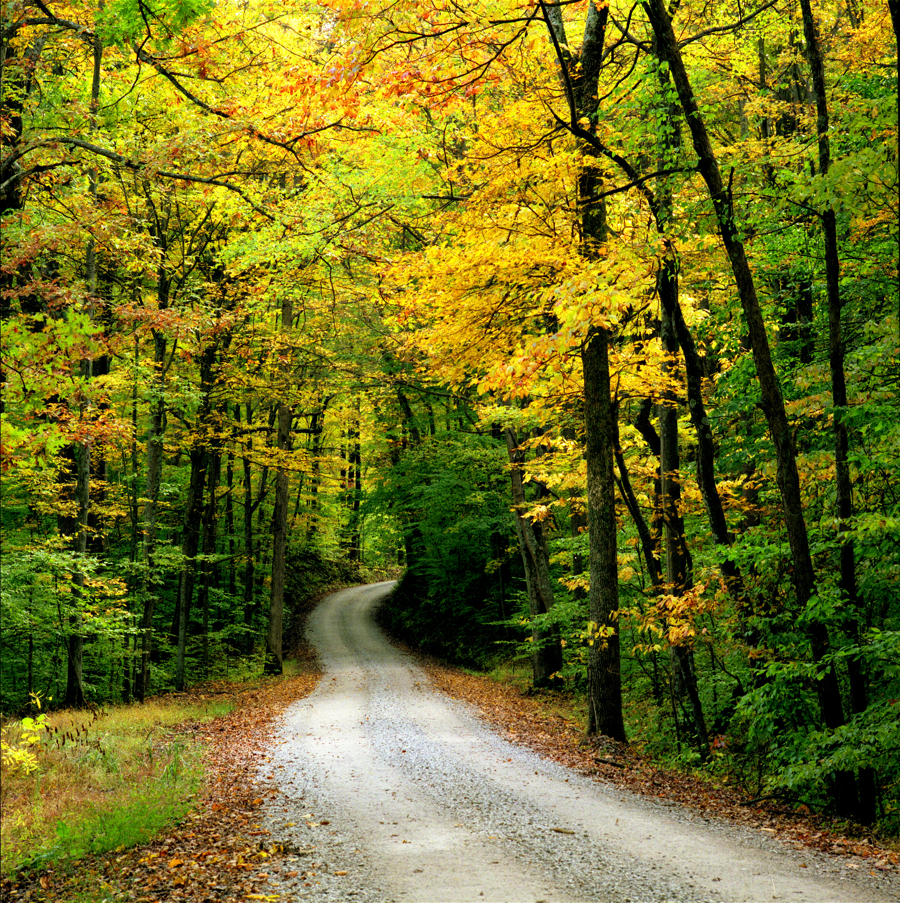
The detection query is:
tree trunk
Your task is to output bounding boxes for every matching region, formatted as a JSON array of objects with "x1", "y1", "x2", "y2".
[
  {"x1": 582, "y1": 329, "x2": 627, "y2": 741},
  {"x1": 644, "y1": 0, "x2": 847, "y2": 739},
  {"x1": 266, "y1": 402, "x2": 292, "y2": 675},
  {"x1": 505, "y1": 427, "x2": 563, "y2": 684},
  {"x1": 266, "y1": 297, "x2": 294, "y2": 675},
  {"x1": 799, "y1": 0, "x2": 873, "y2": 824},
  {"x1": 660, "y1": 287, "x2": 710, "y2": 760},
  {"x1": 136, "y1": 327, "x2": 167, "y2": 702},
  {"x1": 175, "y1": 342, "x2": 215, "y2": 691},
  {"x1": 226, "y1": 447, "x2": 236, "y2": 599},
  {"x1": 308, "y1": 405, "x2": 324, "y2": 537},
  {"x1": 541, "y1": 0, "x2": 625, "y2": 738},
  {"x1": 175, "y1": 440, "x2": 208, "y2": 691},
  {"x1": 136, "y1": 182, "x2": 173, "y2": 701},
  {"x1": 62, "y1": 13, "x2": 104, "y2": 709},
  {"x1": 198, "y1": 449, "x2": 221, "y2": 677},
  {"x1": 63, "y1": 438, "x2": 89, "y2": 708}
]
